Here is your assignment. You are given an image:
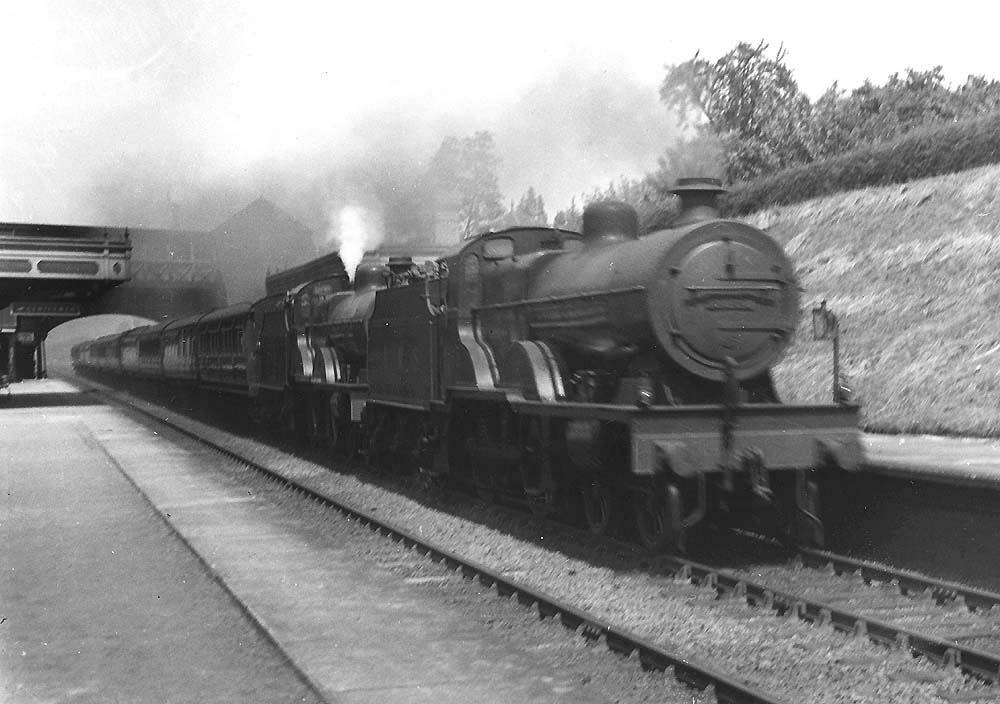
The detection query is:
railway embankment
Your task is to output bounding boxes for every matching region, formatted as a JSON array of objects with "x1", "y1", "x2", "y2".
[{"x1": 750, "y1": 163, "x2": 1000, "y2": 437}]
